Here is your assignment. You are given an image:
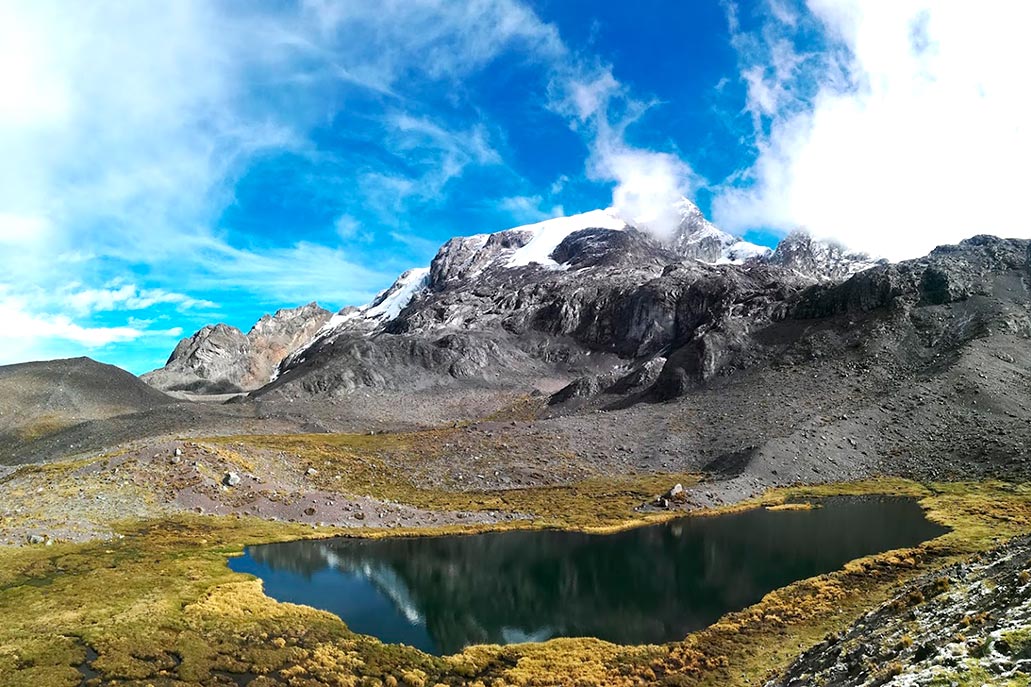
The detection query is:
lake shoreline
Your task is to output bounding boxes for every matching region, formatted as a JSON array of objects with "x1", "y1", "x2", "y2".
[{"x1": 1, "y1": 475, "x2": 1029, "y2": 685}]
